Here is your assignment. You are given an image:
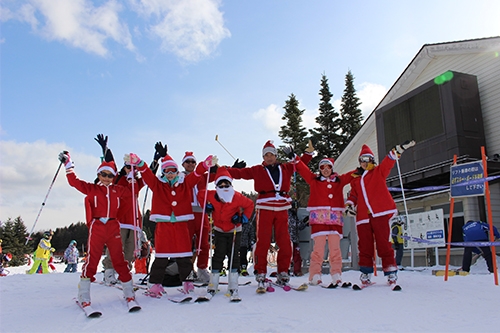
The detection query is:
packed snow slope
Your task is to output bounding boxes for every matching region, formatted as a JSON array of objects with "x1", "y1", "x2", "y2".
[{"x1": 1, "y1": 258, "x2": 499, "y2": 333}]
